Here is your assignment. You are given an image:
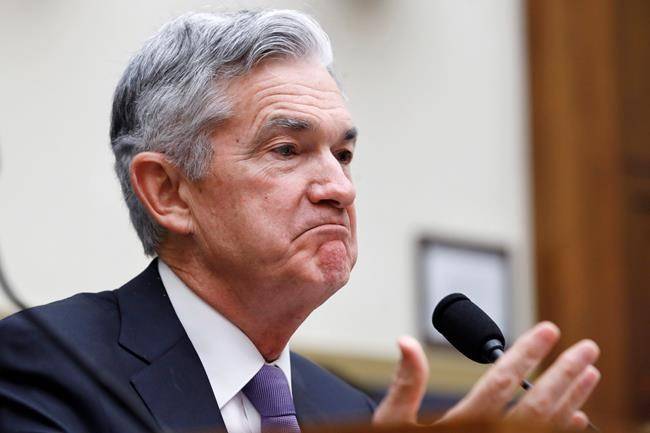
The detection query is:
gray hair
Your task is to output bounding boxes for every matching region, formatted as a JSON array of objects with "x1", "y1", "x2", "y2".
[{"x1": 110, "y1": 10, "x2": 334, "y2": 256}]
